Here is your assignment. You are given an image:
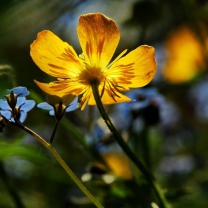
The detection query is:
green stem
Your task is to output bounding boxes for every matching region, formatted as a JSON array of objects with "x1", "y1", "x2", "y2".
[
  {"x1": 91, "y1": 81, "x2": 169, "y2": 208},
  {"x1": 47, "y1": 144, "x2": 104, "y2": 208},
  {"x1": 50, "y1": 120, "x2": 59, "y2": 143},
  {"x1": 8, "y1": 119, "x2": 104, "y2": 208},
  {"x1": 141, "y1": 126, "x2": 151, "y2": 170}
]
